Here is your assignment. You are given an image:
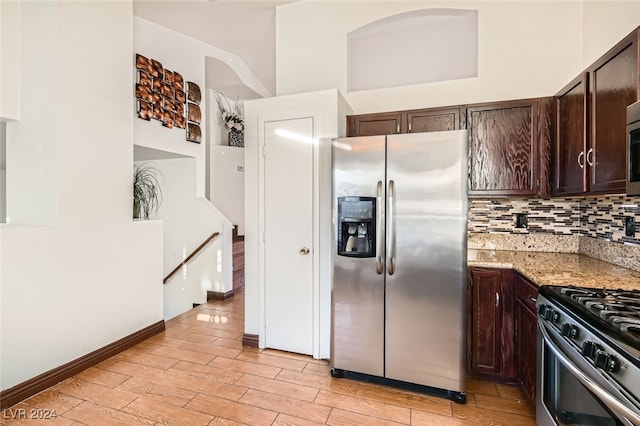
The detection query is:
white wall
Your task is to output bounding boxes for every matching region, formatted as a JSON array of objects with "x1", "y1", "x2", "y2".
[
  {"x1": 582, "y1": 1, "x2": 640, "y2": 66},
  {"x1": 145, "y1": 158, "x2": 233, "y2": 320},
  {"x1": 0, "y1": 1, "x2": 164, "y2": 391},
  {"x1": 347, "y1": 9, "x2": 478, "y2": 92},
  {"x1": 134, "y1": 18, "x2": 208, "y2": 197},
  {"x1": 134, "y1": 18, "x2": 266, "y2": 198},
  {"x1": 1, "y1": 122, "x2": 5, "y2": 223},
  {"x1": 276, "y1": 1, "x2": 584, "y2": 114},
  {"x1": 207, "y1": 88, "x2": 246, "y2": 236},
  {"x1": 276, "y1": 1, "x2": 640, "y2": 114},
  {"x1": 0, "y1": 169, "x2": 5, "y2": 223},
  {"x1": 1, "y1": 0, "x2": 20, "y2": 120},
  {"x1": 163, "y1": 235, "x2": 225, "y2": 320},
  {"x1": 244, "y1": 89, "x2": 352, "y2": 359},
  {"x1": 5, "y1": 1, "x2": 59, "y2": 225},
  {"x1": 134, "y1": 19, "x2": 250, "y2": 321},
  {"x1": 210, "y1": 146, "x2": 244, "y2": 235}
]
